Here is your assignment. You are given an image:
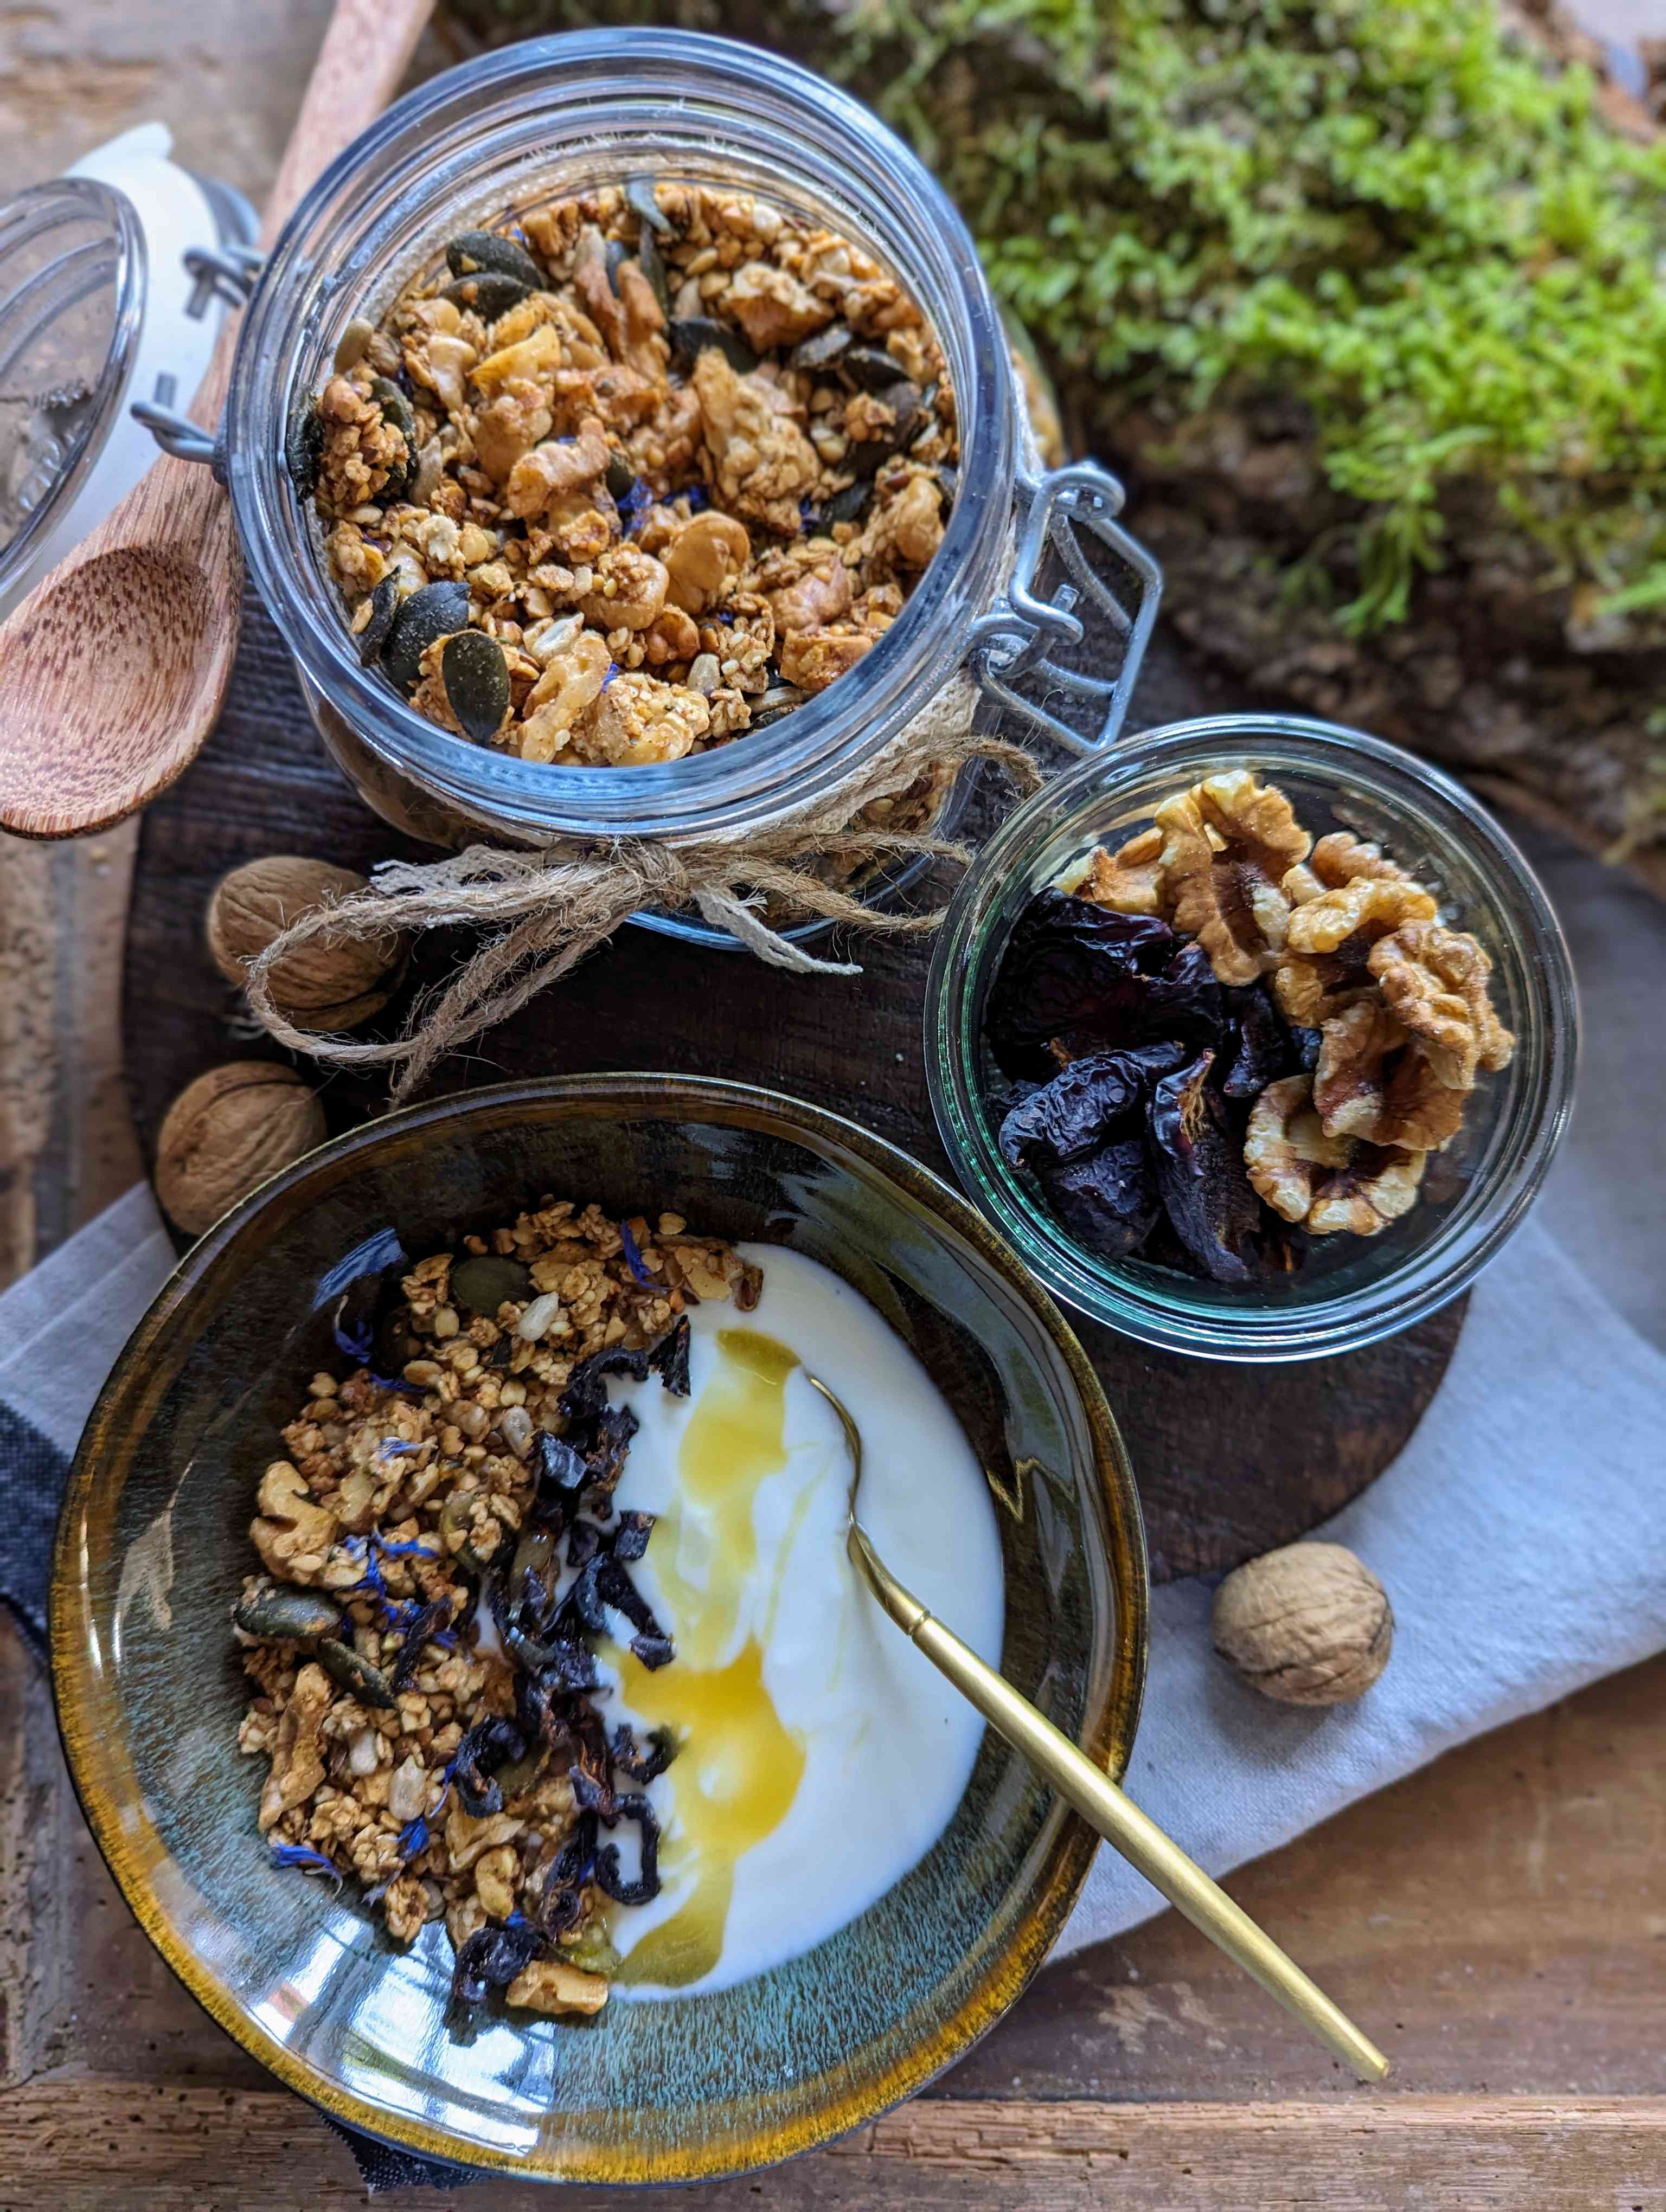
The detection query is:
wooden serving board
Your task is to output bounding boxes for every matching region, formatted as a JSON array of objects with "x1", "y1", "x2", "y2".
[{"x1": 120, "y1": 589, "x2": 1464, "y2": 1584}]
